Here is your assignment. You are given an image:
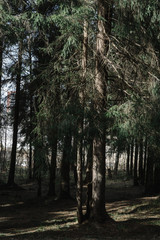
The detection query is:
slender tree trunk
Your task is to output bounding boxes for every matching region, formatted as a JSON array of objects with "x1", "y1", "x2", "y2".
[
  {"x1": 29, "y1": 143, "x2": 32, "y2": 179},
  {"x1": 33, "y1": 137, "x2": 44, "y2": 197},
  {"x1": 7, "y1": 41, "x2": 22, "y2": 186},
  {"x1": 145, "y1": 147, "x2": 154, "y2": 194},
  {"x1": 77, "y1": 135, "x2": 83, "y2": 223},
  {"x1": 154, "y1": 163, "x2": 160, "y2": 194},
  {"x1": 60, "y1": 133, "x2": 72, "y2": 199},
  {"x1": 48, "y1": 137, "x2": 57, "y2": 196},
  {"x1": 130, "y1": 140, "x2": 134, "y2": 176},
  {"x1": 126, "y1": 144, "x2": 130, "y2": 176},
  {"x1": 72, "y1": 137, "x2": 77, "y2": 185},
  {"x1": 91, "y1": 0, "x2": 112, "y2": 222},
  {"x1": 143, "y1": 138, "x2": 147, "y2": 185},
  {"x1": 29, "y1": 39, "x2": 33, "y2": 180},
  {"x1": 2, "y1": 126, "x2": 7, "y2": 171},
  {"x1": 133, "y1": 140, "x2": 138, "y2": 186},
  {"x1": 114, "y1": 150, "x2": 119, "y2": 176},
  {"x1": 85, "y1": 138, "x2": 93, "y2": 219},
  {"x1": 139, "y1": 138, "x2": 143, "y2": 184}
]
